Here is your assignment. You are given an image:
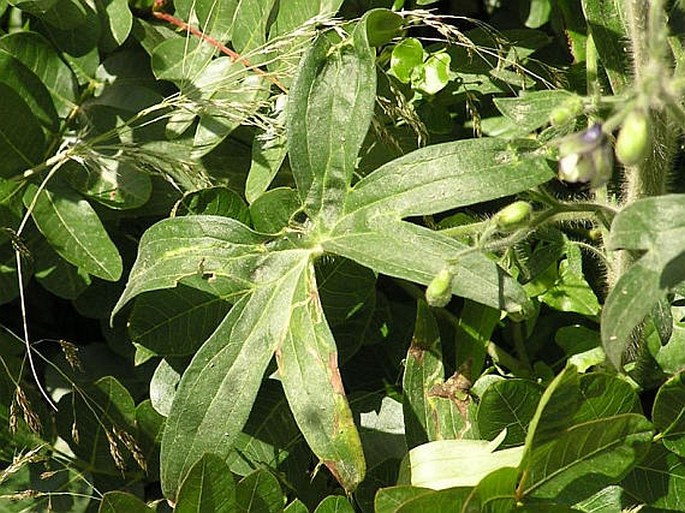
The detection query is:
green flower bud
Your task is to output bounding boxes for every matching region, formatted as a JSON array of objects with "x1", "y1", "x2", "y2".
[
  {"x1": 493, "y1": 201, "x2": 533, "y2": 231},
  {"x1": 549, "y1": 96, "x2": 583, "y2": 126},
  {"x1": 615, "y1": 110, "x2": 651, "y2": 166},
  {"x1": 426, "y1": 268, "x2": 453, "y2": 308}
]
